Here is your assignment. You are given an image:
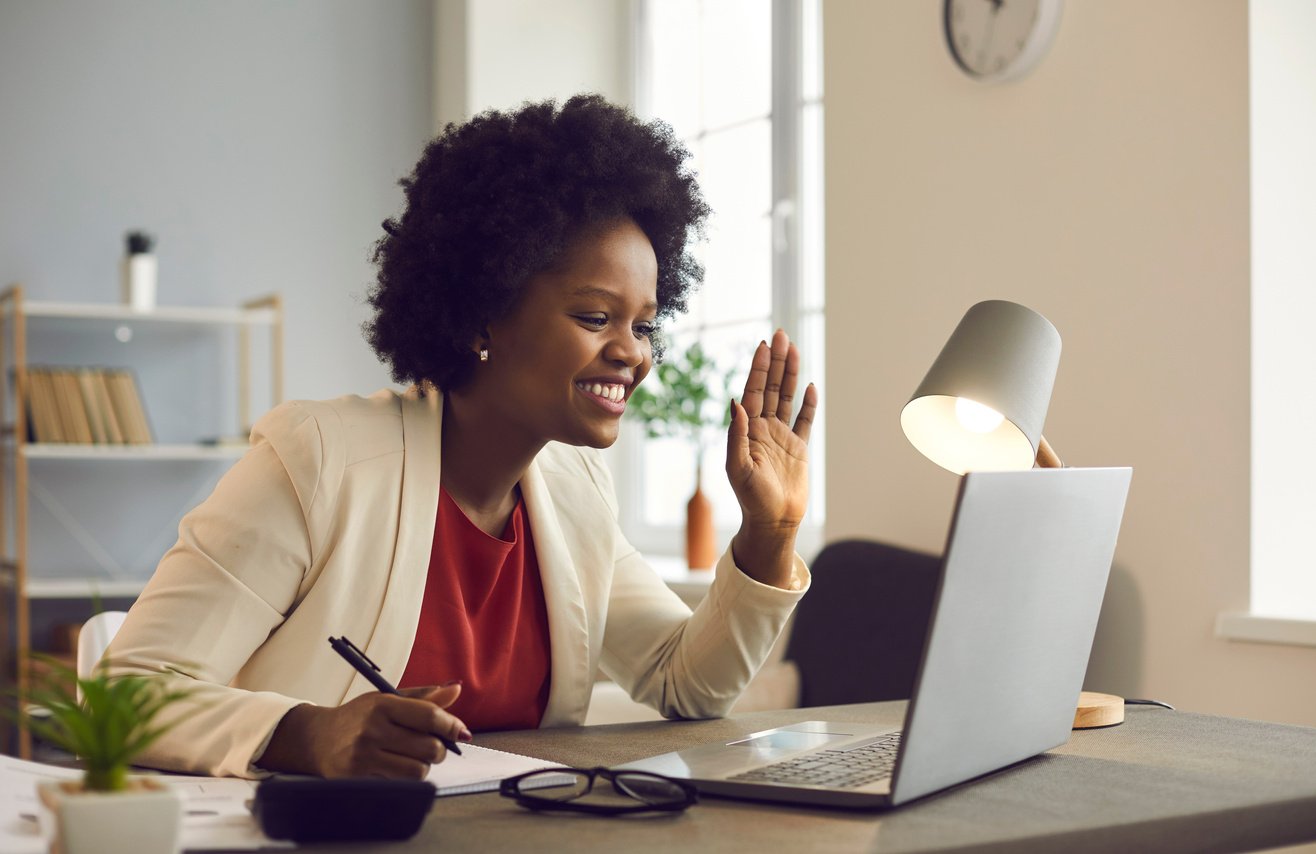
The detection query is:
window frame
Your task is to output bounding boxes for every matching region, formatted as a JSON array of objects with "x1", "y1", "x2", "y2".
[
  {"x1": 1215, "y1": 0, "x2": 1316, "y2": 647},
  {"x1": 609, "y1": 0, "x2": 824, "y2": 563}
]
